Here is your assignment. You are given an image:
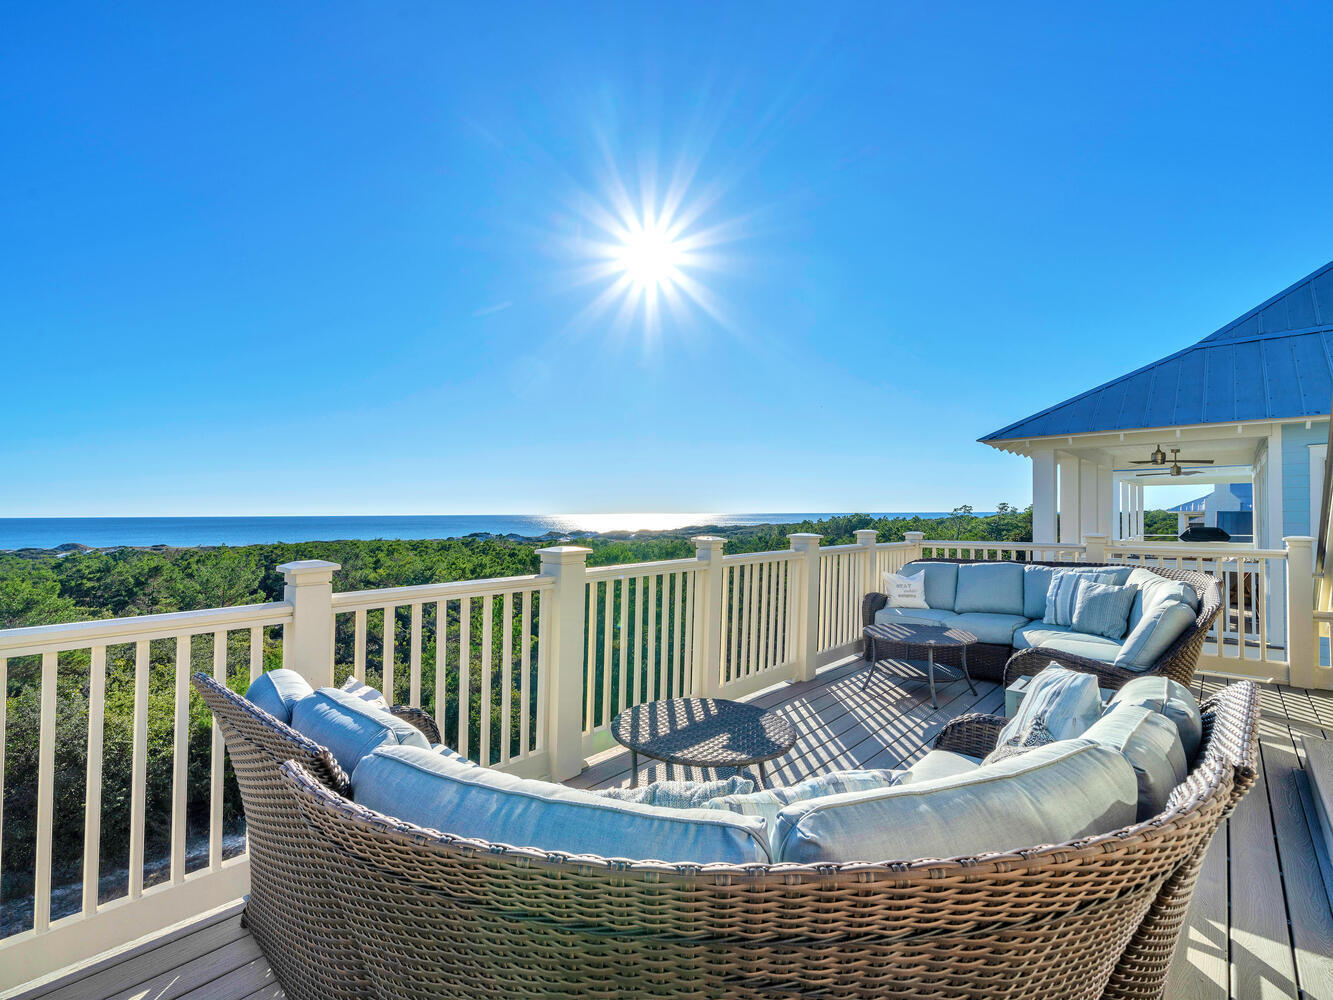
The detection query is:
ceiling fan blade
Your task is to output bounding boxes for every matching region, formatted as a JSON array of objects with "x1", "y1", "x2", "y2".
[
  {"x1": 1172, "y1": 458, "x2": 1214, "y2": 464},
  {"x1": 1135, "y1": 471, "x2": 1170, "y2": 477},
  {"x1": 1129, "y1": 460, "x2": 1162, "y2": 464}
]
